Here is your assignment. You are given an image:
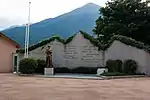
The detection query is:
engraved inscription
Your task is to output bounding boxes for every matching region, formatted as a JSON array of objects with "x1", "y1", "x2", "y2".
[
  {"x1": 64, "y1": 46, "x2": 79, "y2": 60},
  {"x1": 80, "y1": 45, "x2": 101, "y2": 63}
]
